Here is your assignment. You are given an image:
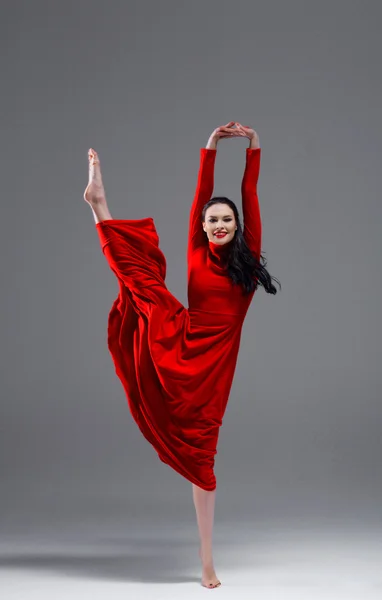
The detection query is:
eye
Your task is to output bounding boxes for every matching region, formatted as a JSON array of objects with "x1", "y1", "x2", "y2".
[{"x1": 208, "y1": 217, "x2": 233, "y2": 222}]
